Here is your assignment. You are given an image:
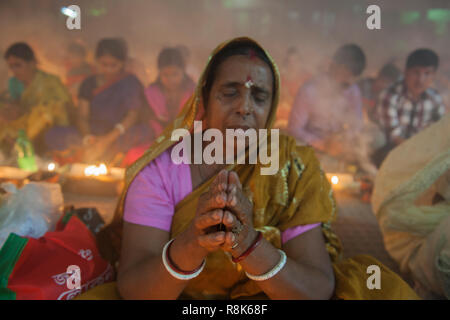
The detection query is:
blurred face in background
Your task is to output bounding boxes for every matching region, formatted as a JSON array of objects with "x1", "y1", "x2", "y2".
[
  {"x1": 6, "y1": 55, "x2": 36, "y2": 84},
  {"x1": 96, "y1": 54, "x2": 124, "y2": 79},
  {"x1": 159, "y1": 65, "x2": 184, "y2": 91},
  {"x1": 329, "y1": 62, "x2": 357, "y2": 90},
  {"x1": 404, "y1": 66, "x2": 436, "y2": 99}
]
